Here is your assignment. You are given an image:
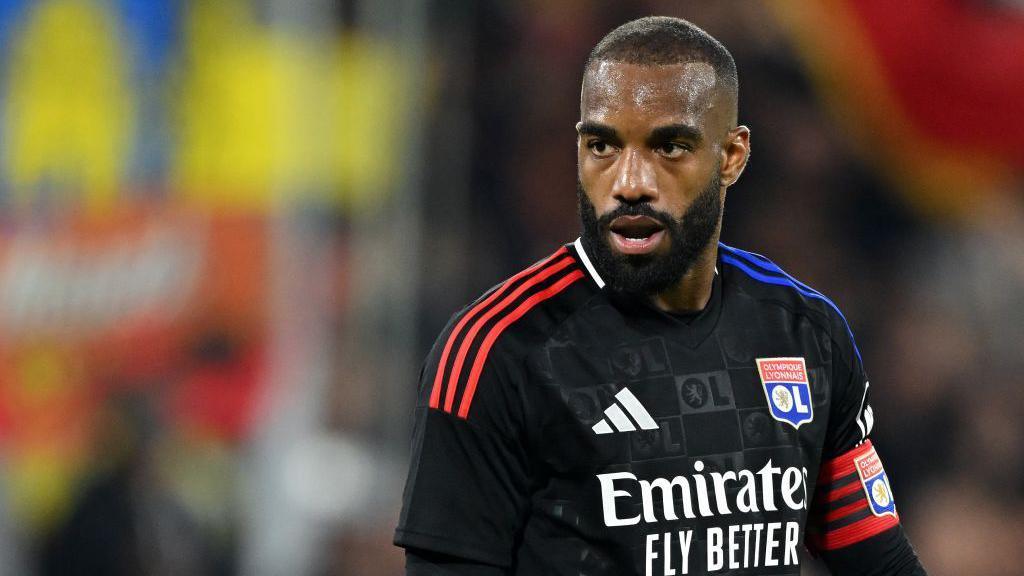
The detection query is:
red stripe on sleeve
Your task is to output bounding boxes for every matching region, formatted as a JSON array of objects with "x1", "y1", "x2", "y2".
[
  {"x1": 824, "y1": 478, "x2": 863, "y2": 502},
  {"x1": 818, "y1": 440, "x2": 875, "y2": 482},
  {"x1": 816, "y1": 513, "x2": 900, "y2": 550},
  {"x1": 810, "y1": 439, "x2": 901, "y2": 550},
  {"x1": 823, "y1": 499, "x2": 869, "y2": 523},
  {"x1": 457, "y1": 270, "x2": 584, "y2": 419},
  {"x1": 443, "y1": 256, "x2": 575, "y2": 413},
  {"x1": 428, "y1": 247, "x2": 567, "y2": 409}
]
